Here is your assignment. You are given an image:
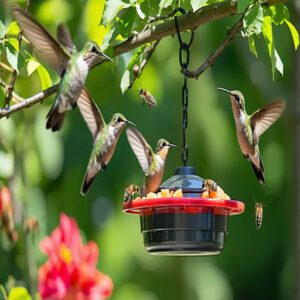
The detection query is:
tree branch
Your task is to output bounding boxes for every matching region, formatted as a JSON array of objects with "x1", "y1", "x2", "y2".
[
  {"x1": 113, "y1": 0, "x2": 285, "y2": 56},
  {"x1": 0, "y1": 0, "x2": 285, "y2": 118},
  {"x1": 4, "y1": 0, "x2": 31, "y2": 109},
  {"x1": 183, "y1": 18, "x2": 243, "y2": 79},
  {"x1": 0, "y1": 84, "x2": 58, "y2": 118}
]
